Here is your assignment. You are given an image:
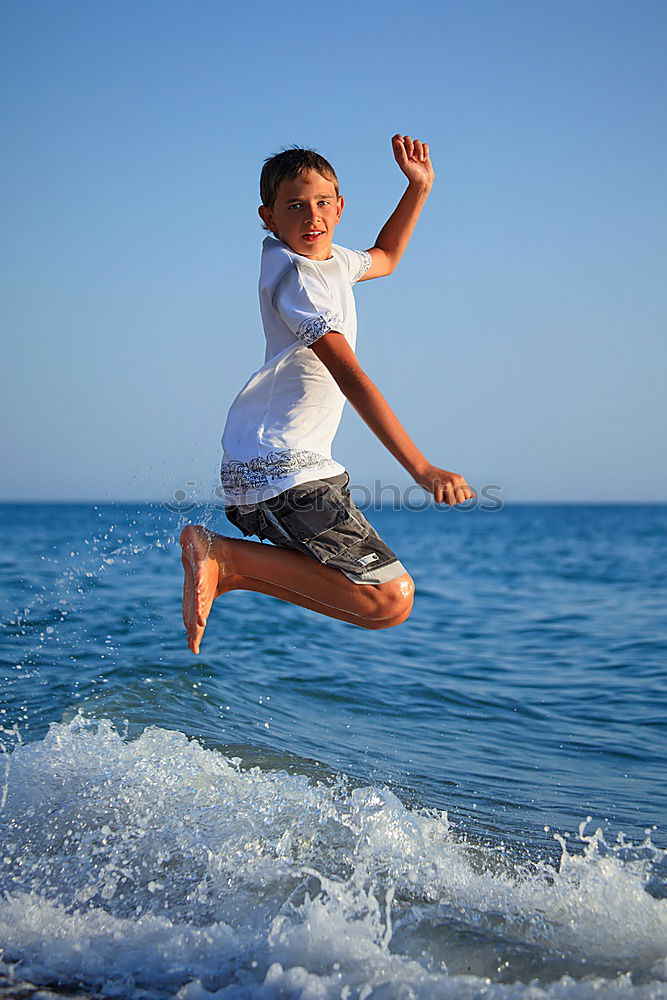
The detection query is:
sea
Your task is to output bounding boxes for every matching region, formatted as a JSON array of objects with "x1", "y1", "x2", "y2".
[{"x1": 0, "y1": 499, "x2": 666, "y2": 999}]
